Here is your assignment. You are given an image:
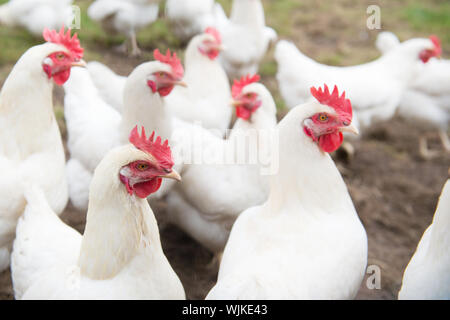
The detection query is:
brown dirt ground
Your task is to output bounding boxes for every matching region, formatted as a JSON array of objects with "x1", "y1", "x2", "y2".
[{"x1": 0, "y1": 0, "x2": 449, "y2": 300}]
